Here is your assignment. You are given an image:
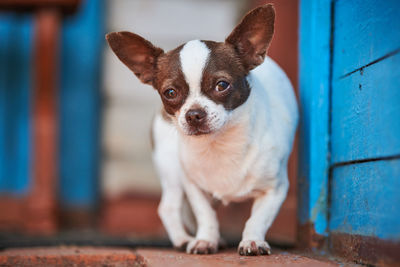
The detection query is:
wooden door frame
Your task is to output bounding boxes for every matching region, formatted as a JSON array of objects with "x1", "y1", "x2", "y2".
[{"x1": 298, "y1": 0, "x2": 332, "y2": 248}]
